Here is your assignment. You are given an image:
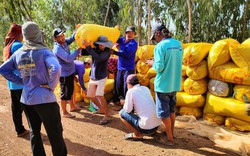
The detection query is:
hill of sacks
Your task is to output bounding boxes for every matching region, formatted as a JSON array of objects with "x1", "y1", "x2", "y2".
[{"x1": 55, "y1": 23, "x2": 250, "y2": 132}]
